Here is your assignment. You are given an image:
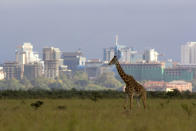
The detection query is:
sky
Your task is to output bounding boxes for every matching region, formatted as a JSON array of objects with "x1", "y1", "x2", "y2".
[{"x1": 0, "y1": 0, "x2": 196, "y2": 63}]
